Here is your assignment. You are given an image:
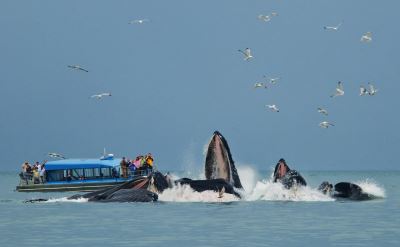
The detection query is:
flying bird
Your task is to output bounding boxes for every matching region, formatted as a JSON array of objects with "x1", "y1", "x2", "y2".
[
  {"x1": 257, "y1": 12, "x2": 277, "y2": 22},
  {"x1": 360, "y1": 32, "x2": 372, "y2": 42},
  {"x1": 359, "y1": 85, "x2": 368, "y2": 96},
  {"x1": 267, "y1": 77, "x2": 280, "y2": 84},
  {"x1": 68, "y1": 65, "x2": 89, "y2": 72},
  {"x1": 266, "y1": 104, "x2": 279, "y2": 112},
  {"x1": 323, "y1": 22, "x2": 342, "y2": 31},
  {"x1": 254, "y1": 82, "x2": 267, "y2": 89},
  {"x1": 319, "y1": 121, "x2": 335, "y2": 128},
  {"x1": 90, "y1": 93, "x2": 112, "y2": 99},
  {"x1": 258, "y1": 14, "x2": 271, "y2": 22},
  {"x1": 129, "y1": 19, "x2": 149, "y2": 24},
  {"x1": 238, "y1": 48, "x2": 253, "y2": 61},
  {"x1": 368, "y1": 83, "x2": 378, "y2": 95},
  {"x1": 330, "y1": 81, "x2": 344, "y2": 98},
  {"x1": 48, "y1": 152, "x2": 66, "y2": 159},
  {"x1": 317, "y1": 107, "x2": 329, "y2": 116}
]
